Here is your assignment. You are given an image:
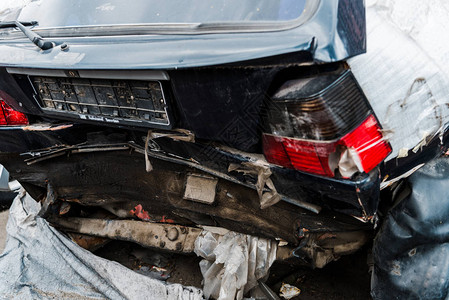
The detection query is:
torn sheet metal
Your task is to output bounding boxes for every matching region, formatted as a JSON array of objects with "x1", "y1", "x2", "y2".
[
  {"x1": 349, "y1": 0, "x2": 449, "y2": 161},
  {"x1": 372, "y1": 157, "x2": 449, "y2": 299},
  {"x1": 145, "y1": 129, "x2": 195, "y2": 172},
  {"x1": 219, "y1": 147, "x2": 321, "y2": 213},
  {"x1": 148, "y1": 129, "x2": 195, "y2": 143},
  {"x1": 0, "y1": 191, "x2": 204, "y2": 300},
  {"x1": 380, "y1": 163, "x2": 425, "y2": 190},
  {"x1": 194, "y1": 230, "x2": 277, "y2": 300},
  {"x1": 228, "y1": 161, "x2": 281, "y2": 209}
]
